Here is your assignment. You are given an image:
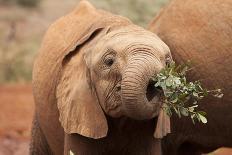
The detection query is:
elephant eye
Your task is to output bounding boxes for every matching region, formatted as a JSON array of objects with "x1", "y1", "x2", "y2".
[{"x1": 104, "y1": 55, "x2": 115, "y2": 67}]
